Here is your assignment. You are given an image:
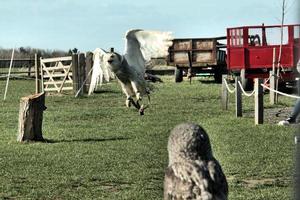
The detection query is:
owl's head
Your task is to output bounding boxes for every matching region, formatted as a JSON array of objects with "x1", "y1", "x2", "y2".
[
  {"x1": 168, "y1": 123, "x2": 213, "y2": 165},
  {"x1": 105, "y1": 52, "x2": 123, "y2": 71}
]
